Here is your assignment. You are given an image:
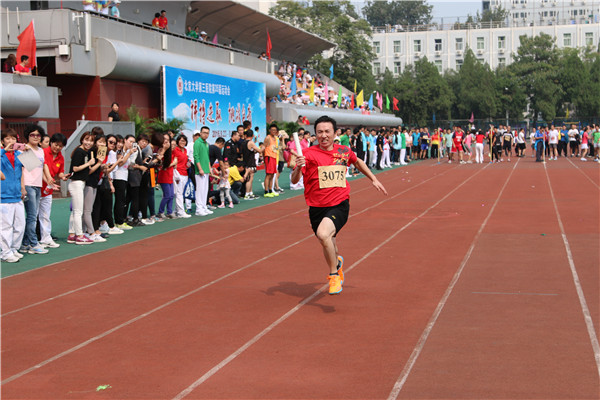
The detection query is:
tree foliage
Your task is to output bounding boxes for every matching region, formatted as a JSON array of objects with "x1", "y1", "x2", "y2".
[
  {"x1": 509, "y1": 33, "x2": 562, "y2": 122},
  {"x1": 269, "y1": 0, "x2": 375, "y2": 93},
  {"x1": 362, "y1": 0, "x2": 433, "y2": 27}
]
